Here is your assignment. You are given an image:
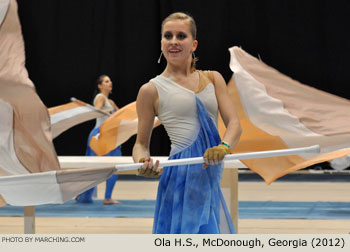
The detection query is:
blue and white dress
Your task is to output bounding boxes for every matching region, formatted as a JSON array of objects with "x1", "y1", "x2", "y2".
[
  {"x1": 76, "y1": 94, "x2": 121, "y2": 203},
  {"x1": 151, "y1": 71, "x2": 235, "y2": 234}
]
